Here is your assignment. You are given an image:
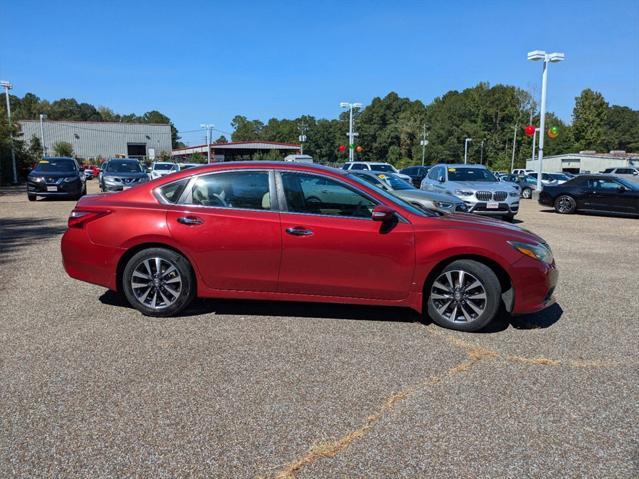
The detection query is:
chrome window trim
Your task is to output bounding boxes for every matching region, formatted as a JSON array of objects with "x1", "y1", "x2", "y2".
[{"x1": 176, "y1": 168, "x2": 277, "y2": 213}]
